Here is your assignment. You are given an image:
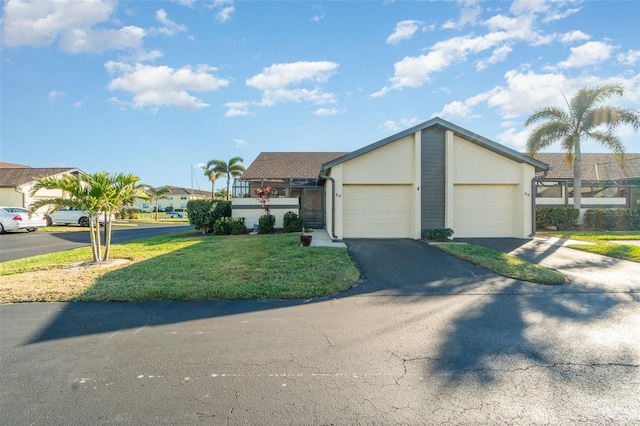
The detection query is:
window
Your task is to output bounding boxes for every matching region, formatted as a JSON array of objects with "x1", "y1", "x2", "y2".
[{"x1": 536, "y1": 183, "x2": 562, "y2": 198}]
